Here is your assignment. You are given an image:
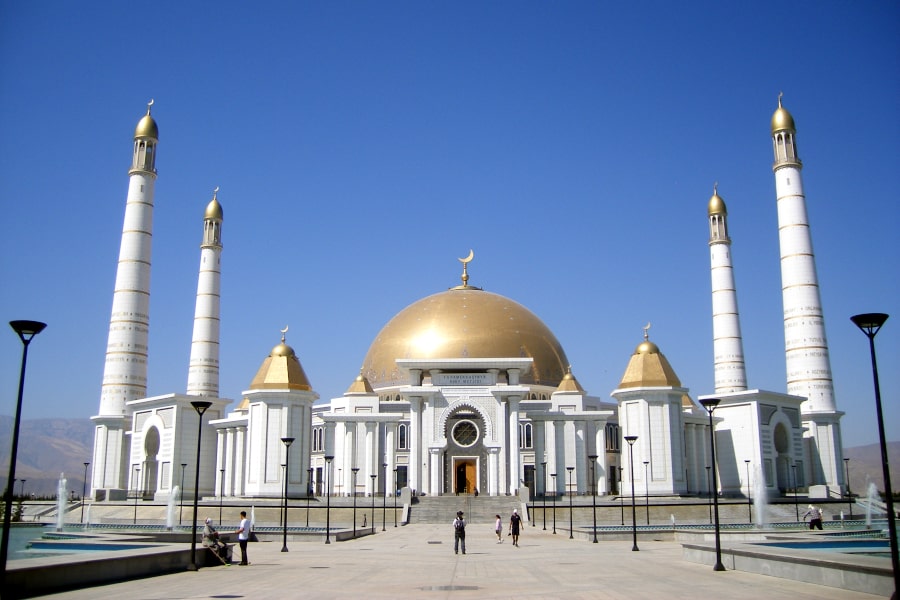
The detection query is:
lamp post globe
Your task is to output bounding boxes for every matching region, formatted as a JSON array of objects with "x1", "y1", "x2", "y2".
[
  {"x1": 850, "y1": 312, "x2": 897, "y2": 599},
  {"x1": 699, "y1": 398, "x2": 725, "y2": 571},
  {"x1": 187, "y1": 400, "x2": 212, "y2": 571},
  {"x1": 624, "y1": 435, "x2": 639, "y2": 552}
]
